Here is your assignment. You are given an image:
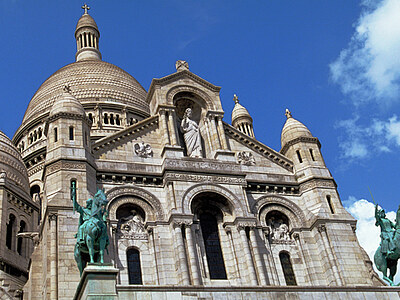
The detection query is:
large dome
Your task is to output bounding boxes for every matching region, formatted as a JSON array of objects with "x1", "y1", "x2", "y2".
[
  {"x1": 0, "y1": 131, "x2": 29, "y2": 192},
  {"x1": 21, "y1": 60, "x2": 149, "y2": 126}
]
